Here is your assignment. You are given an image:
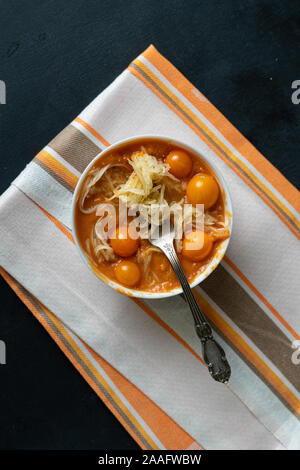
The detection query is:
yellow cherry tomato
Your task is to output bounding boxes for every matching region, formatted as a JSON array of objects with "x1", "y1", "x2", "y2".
[
  {"x1": 182, "y1": 231, "x2": 214, "y2": 262},
  {"x1": 115, "y1": 261, "x2": 141, "y2": 287},
  {"x1": 110, "y1": 226, "x2": 139, "y2": 257},
  {"x1": 165, "y1": 149, "x2": 193, "y2": 178},
  {"x1": 186, "y1": 173, "x2": 219, "y2": 209}
]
